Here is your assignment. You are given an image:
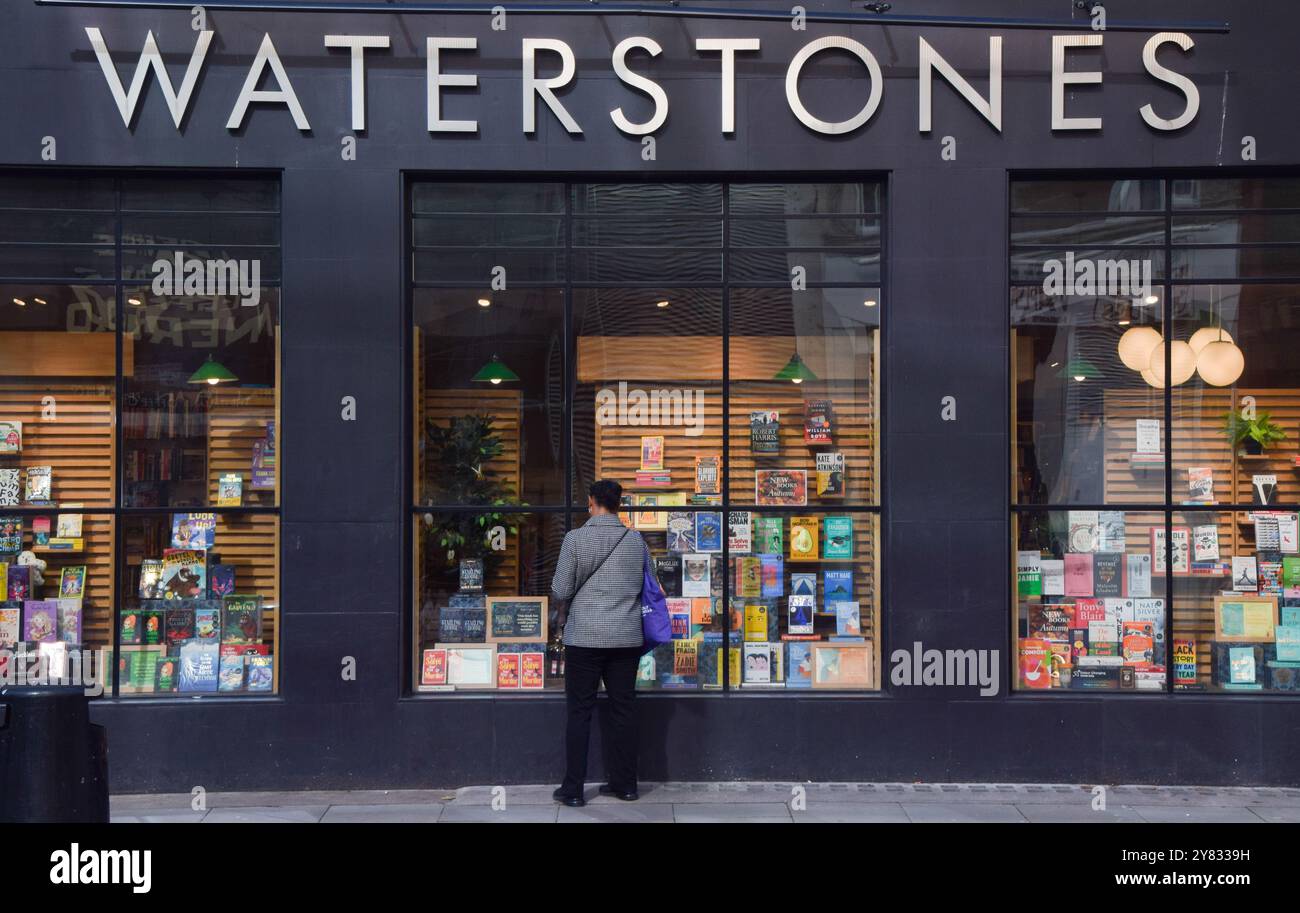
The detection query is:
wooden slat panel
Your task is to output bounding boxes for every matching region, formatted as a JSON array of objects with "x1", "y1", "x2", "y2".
[{"x1": 0, "y1": 331, "x2": 133, "y2": 377}]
